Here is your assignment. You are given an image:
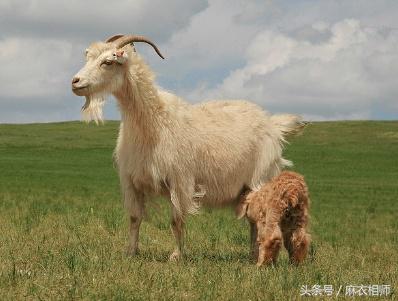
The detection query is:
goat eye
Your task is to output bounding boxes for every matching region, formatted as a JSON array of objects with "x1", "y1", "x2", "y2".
[{"x1": 101, "y1": 60, "x2": 113, "y2": 66}]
